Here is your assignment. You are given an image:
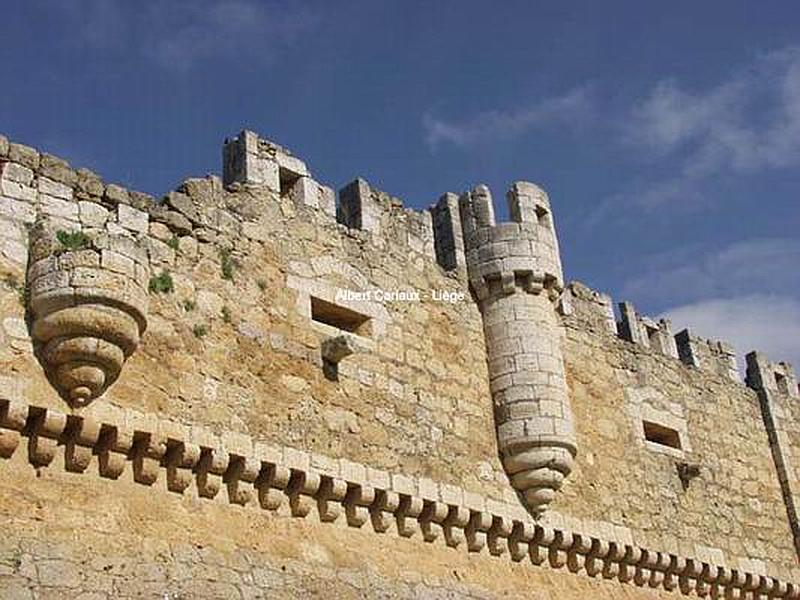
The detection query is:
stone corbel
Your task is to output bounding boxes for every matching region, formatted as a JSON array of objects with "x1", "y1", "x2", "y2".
[
  {"x1": 369, "y1": 489, "x2": 400, "y2": 533},
  {"x1": 96, "y1": 423, "x2": 133, "y2": 479},
  {"x1": 131, "y1": 431, "x2": 166, "y2": 485},
  {"x1": 27, "y1": 407, "x2": 68, "y2": 467},
  {"x1": 63, "y1": 415, "x2": 101, "y2": 473},
  {"x1": 343, "y1": 483, "x2": 376, "y2": 528},
  {"x1": 315, "y1": 475, "x2": 348, "y2": 522},
  {"x1": 224, "y1": 455, "x2": 261, "y2": 506},
  {"x1": 164, "y1": 440, "x2": 201, "y2": 493},
  {"x1": 196, "y1": 448, "x2": 230, "y2": 499},
  {"x1": 0, "y1": 399, "x2": 27, "y2": 458},
  {"x1": 487, "y1": 515, "x2": 513, "y2": 557},
  {"x1": 506, "y1": 521, "x2": 532, "y2": 562},
  {"x1": 257, "y1": 463, "x2": 292, "y2": 510},
  {"x1": 442, "y1": 505, "x2": 470, "y2": 548},
  {"x1": 395, "y1": 494, "x2": 424, "y2": 538},
  {"x1": 286, "y1": 469, "x2": 321, "y2": 517},
  {"x1": 465, "y1": 510, "x2": 493, "y2": 552},
  {"x1": 418, "y1": 500, "x2": 449, "y2": 543}
]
